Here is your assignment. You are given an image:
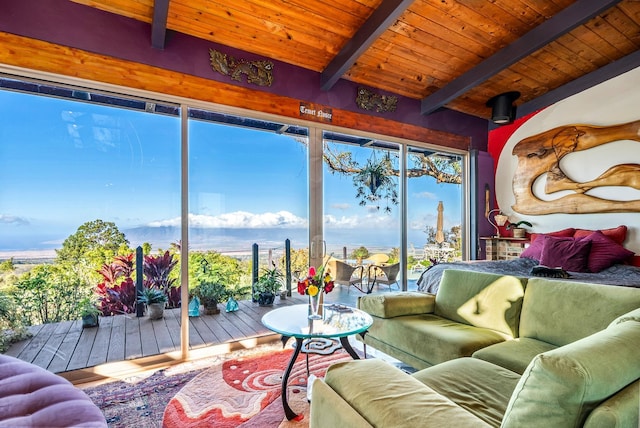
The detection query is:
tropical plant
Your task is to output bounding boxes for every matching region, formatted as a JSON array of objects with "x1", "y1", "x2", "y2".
[
  {"x1": 137, "y1": 287, "x2": 168, "y2": 305},
  {"x1": 13, "y1": 264, "x2": 87, "y2": 325},
  {"x1": 323, "y1": 143, "x2": 461, "y2": 210},
  {"x1": 350, "y1": 246, "x2": 370, "y2": 261},
  {"x1": 254, "y1": 265, "x2": 284, "y2": 300},
  {"x1": 506, "y1": 221, "x2": 533, "y2": 230},
  {"x1": 194, "y1": 282, "x2": 228, "y2": 307},
  {"x1": 0, "y1": 290, "x2": 31, "y2": 353},
  {"x1": 94, "y1": 254, "x2": 137, "y2": 316},
  {"x1": 143, "y1": 251, "x2": 177, "y2": 293},
  {"x1": 352, "y1": 154, "x2": 398, "y2": 213}
]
